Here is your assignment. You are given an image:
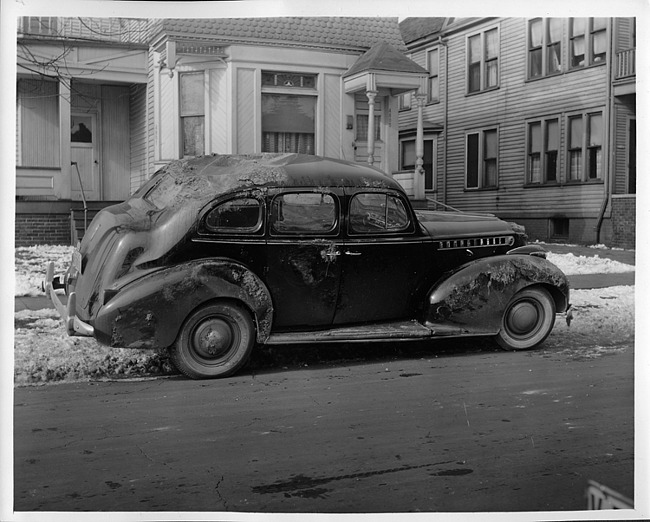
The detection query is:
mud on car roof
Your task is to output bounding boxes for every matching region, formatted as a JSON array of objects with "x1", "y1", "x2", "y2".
[{"x1": 144, "y1": 153, "x2": 402, "y2": 205}]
